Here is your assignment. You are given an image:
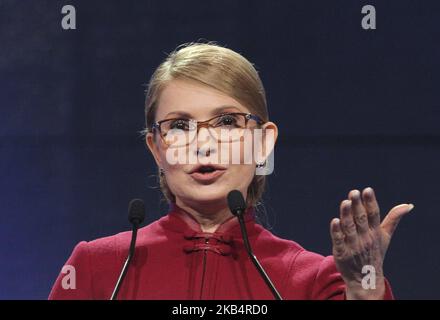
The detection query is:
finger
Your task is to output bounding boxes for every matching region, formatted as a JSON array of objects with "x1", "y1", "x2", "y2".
[
  {"x1": 381, "y1": 203, "x2": 414, "y2": 237},
  {"x1": 349, "y1": 189, "x2": 369, "y2": 234},
  {"x1": 330, "y1": 218, "x2": 347, "y2": 257},
  {"x1": 362, "y1": 187, "x2": 381, "y2": 229},
  {"x1": 339, "y1": 199, "x2": 357, "y2": 244}
]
